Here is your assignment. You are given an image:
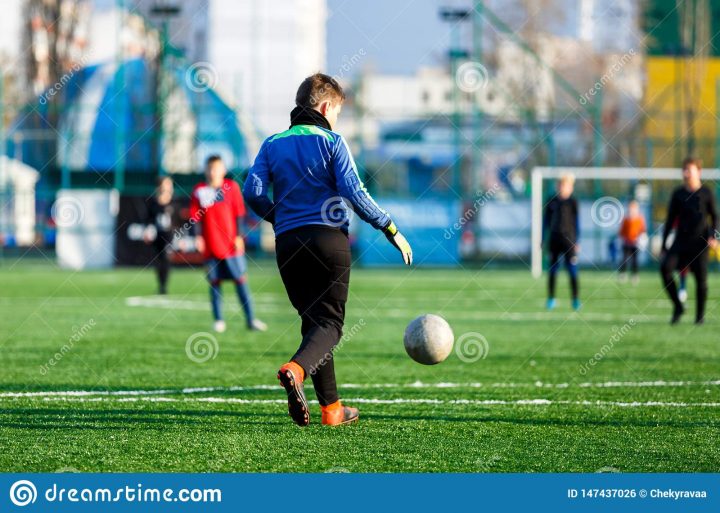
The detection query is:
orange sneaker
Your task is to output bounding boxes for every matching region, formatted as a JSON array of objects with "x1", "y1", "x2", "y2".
[
  {"x1": 321, "y1": 401, "x2": 359, "y2": 426},
  {"x1": 277, "y1": 362, "x2": 309, "y2": 427}
]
